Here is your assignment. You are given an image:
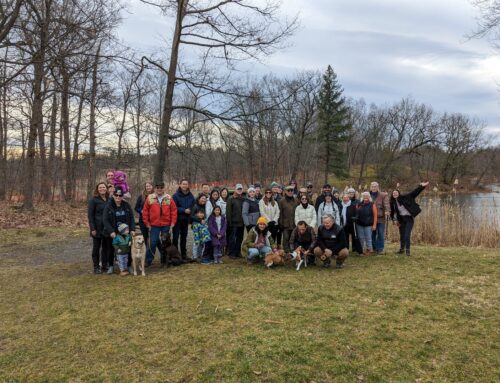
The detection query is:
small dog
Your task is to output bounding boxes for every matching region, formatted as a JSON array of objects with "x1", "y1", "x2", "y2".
[
  {"x1": 159, "y1": 232, "x2": 183, "y2": 267},
  {"x1": 291, "y1": 247, "x2": 308, "y2": 271},
  {"x1": 131, "y1": 234, "x2": 146, "y2": 276},
  {"x1": 264, "y1": 249, "x2": 290, "y2": 268}
]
